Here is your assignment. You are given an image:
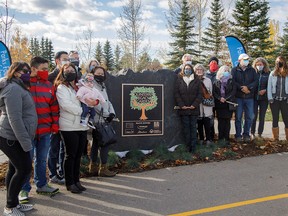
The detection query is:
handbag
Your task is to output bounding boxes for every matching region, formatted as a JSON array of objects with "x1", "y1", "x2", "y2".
[
  {"x1": 95, "y1": 110, "x2": 117, "y2": 146},
  {"x1": 201, "y1": 82, "x2": 214, "y2": 107}
]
